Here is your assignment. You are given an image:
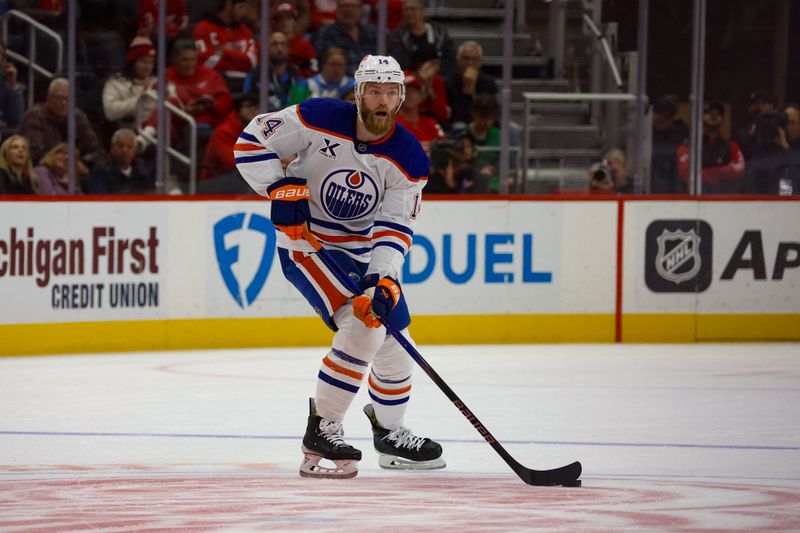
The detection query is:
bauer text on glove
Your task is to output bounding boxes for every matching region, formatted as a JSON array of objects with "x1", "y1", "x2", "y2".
[{"x1": 267, "y1": 177, "x2": 310, "y2": 240}]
